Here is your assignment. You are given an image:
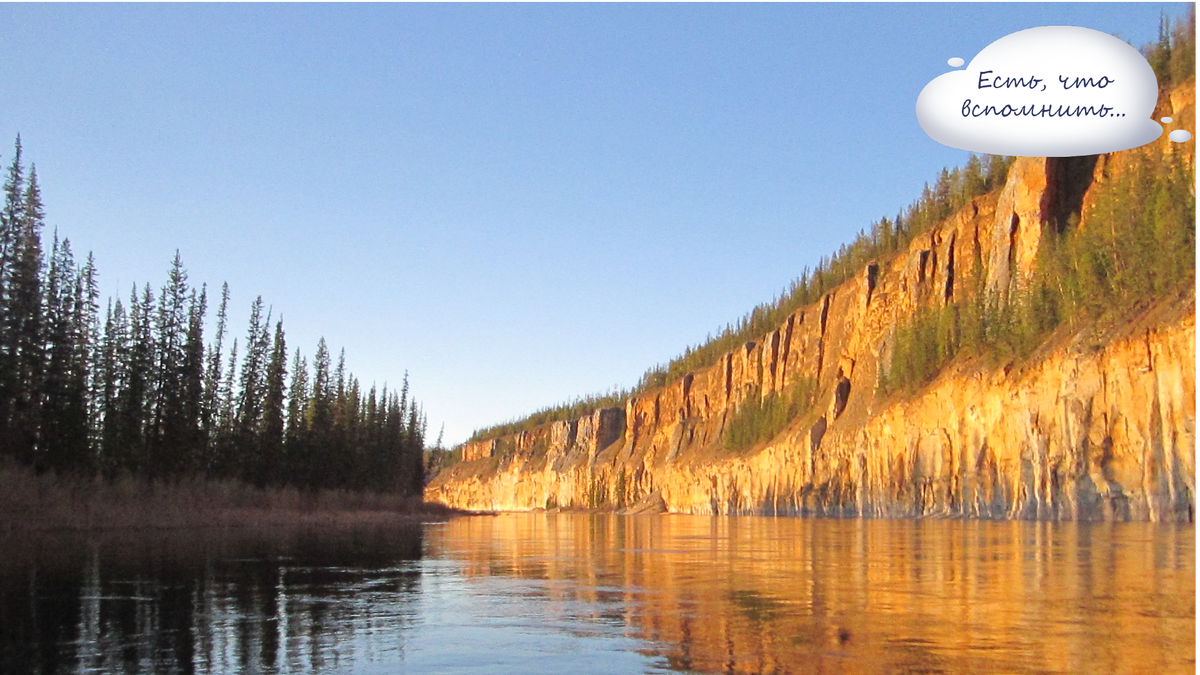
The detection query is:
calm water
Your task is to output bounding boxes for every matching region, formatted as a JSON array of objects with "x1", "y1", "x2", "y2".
[{"x1": 0, "y1": 514, "x2": 1192, "y2": 674}]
